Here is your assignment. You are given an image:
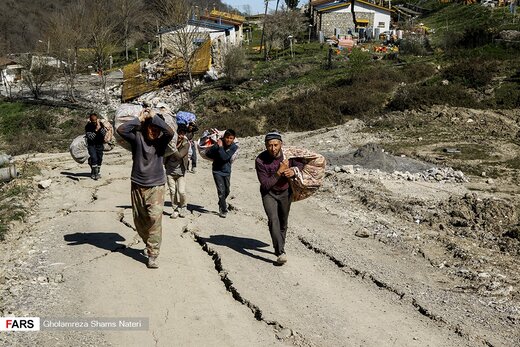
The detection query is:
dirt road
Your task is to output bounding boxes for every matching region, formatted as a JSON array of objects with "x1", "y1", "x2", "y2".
[{"x1": 1, "y1": 123, "x2": 518, "y2": 346}]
